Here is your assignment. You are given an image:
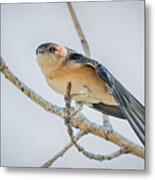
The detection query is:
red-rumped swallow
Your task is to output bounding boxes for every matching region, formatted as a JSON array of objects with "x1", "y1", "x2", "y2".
[{"x1": 36, "y1": 42, "x2": 145, "y2": 145}]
